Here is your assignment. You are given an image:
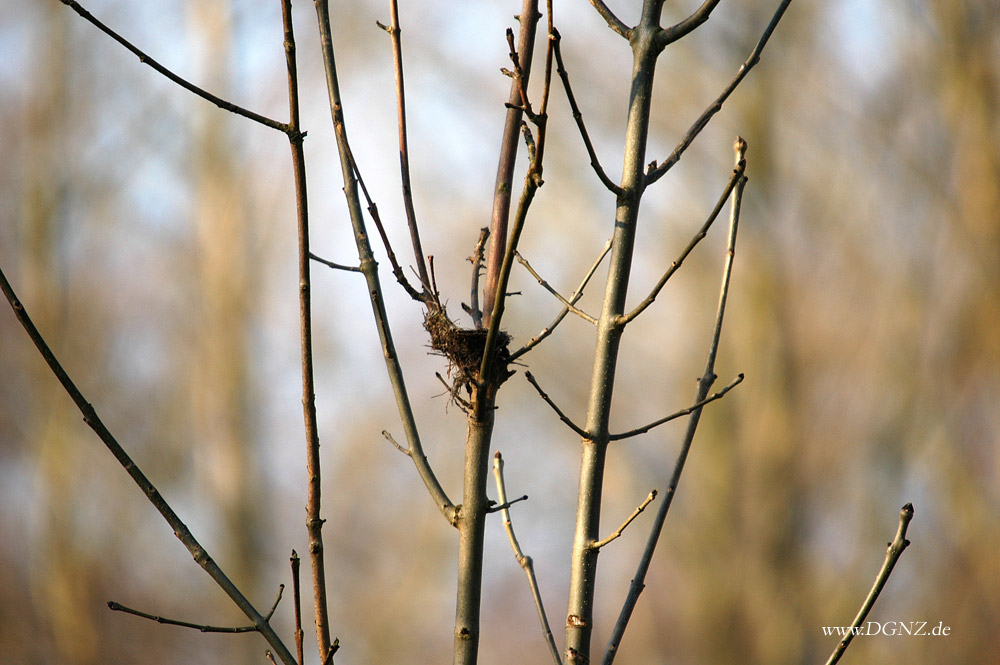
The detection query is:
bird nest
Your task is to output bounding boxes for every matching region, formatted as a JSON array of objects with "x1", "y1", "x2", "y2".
[{"x1": 423, "y1": 306, "x2": 512, "y2": 402}]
